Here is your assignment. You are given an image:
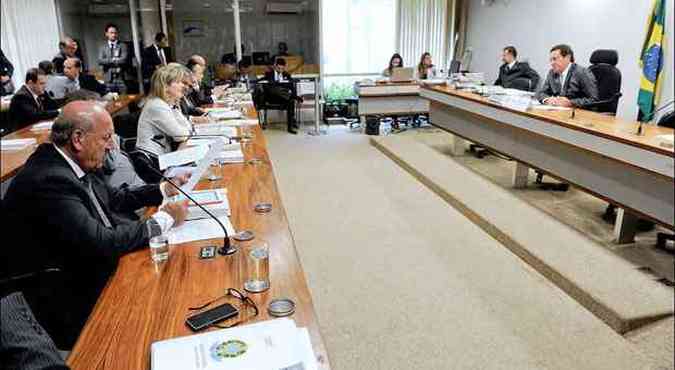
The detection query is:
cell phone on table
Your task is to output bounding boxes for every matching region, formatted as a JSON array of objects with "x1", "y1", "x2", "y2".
[{"x1": 185, "y1": 303, "x2": 239, "y2": 332}]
